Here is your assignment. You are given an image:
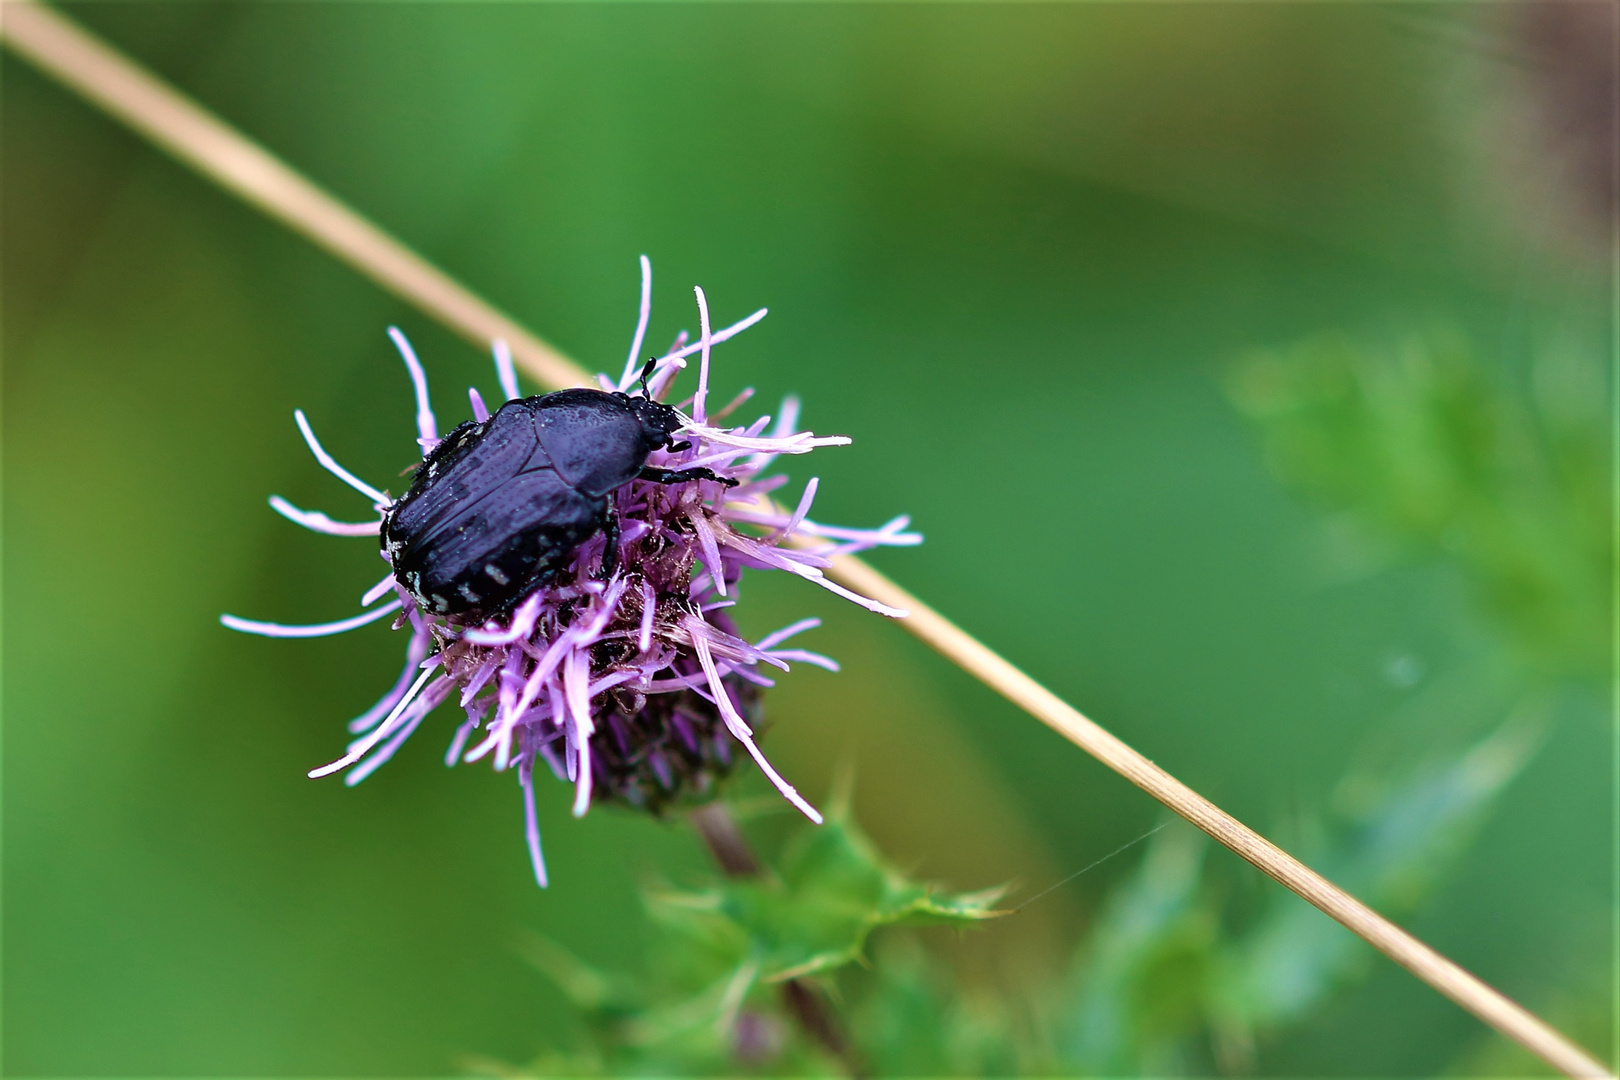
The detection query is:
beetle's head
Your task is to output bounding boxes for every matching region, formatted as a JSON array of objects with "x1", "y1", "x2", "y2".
[
  {"x1": 624, "y1": 357, "x2": 688, "y2": 450},
  {"x1": 626, "y1": 391, "x2": 685, "y2": 450}
]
